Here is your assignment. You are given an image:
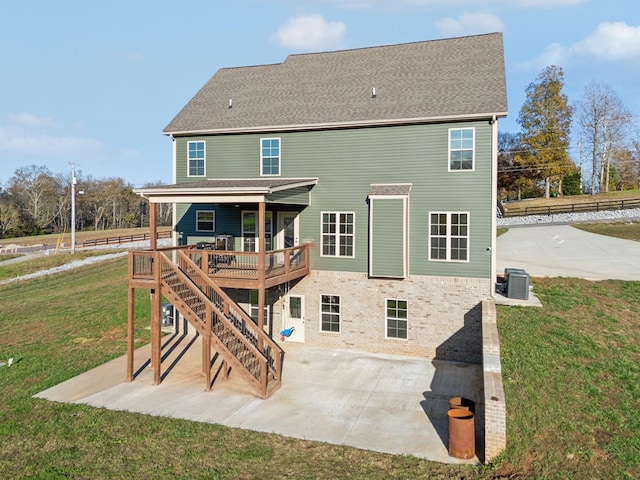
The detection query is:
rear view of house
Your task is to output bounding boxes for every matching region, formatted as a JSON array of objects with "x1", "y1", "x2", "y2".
[{"x1": 129, "y1": 33, "x2": 508, "y2": 398}]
